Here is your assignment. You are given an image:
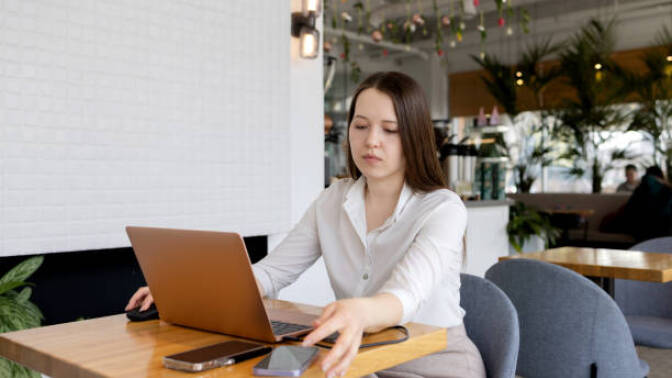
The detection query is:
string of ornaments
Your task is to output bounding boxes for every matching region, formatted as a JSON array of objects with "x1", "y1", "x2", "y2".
[{"x1": 324, "y1": 0, "x2": 531, "y2": 82}]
